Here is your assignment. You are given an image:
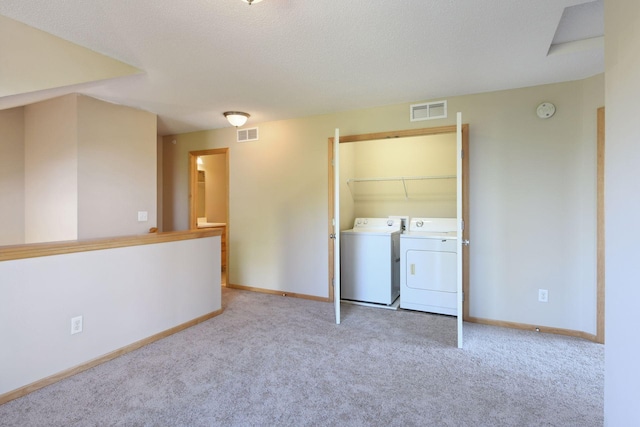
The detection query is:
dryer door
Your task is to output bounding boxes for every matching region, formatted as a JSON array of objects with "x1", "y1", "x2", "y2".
[{"x1": 406, "y1": 250, "x2": 457, "y2": 292}]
